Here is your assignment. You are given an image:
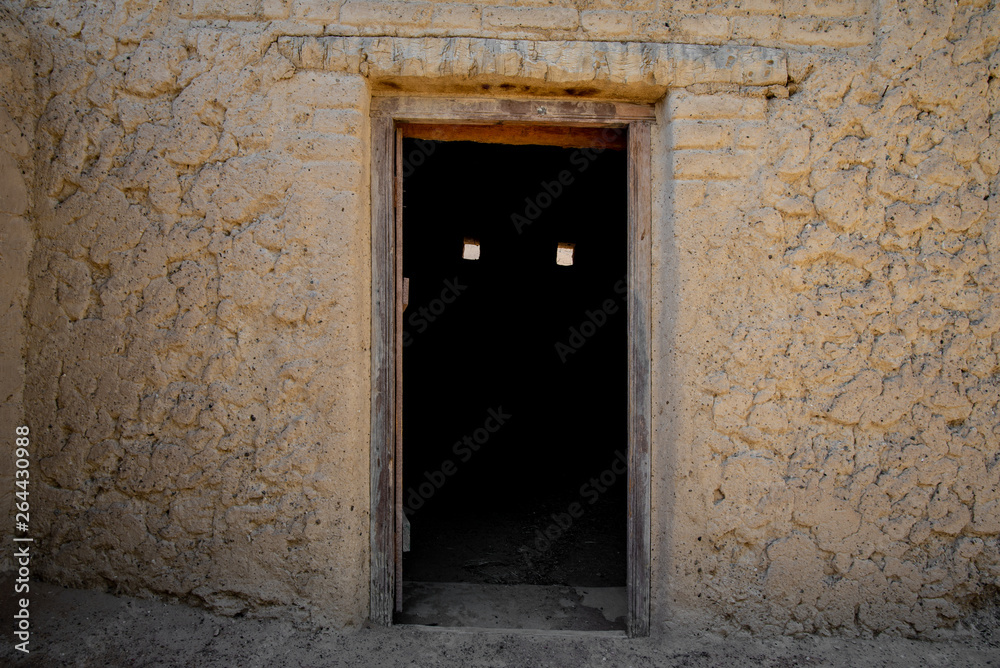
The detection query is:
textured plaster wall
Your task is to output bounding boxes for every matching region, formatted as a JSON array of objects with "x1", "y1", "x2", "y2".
[
  {"x1": 0, "y1": 4, "x2": 36, "y2": 573},
  {"x1": 179, "y1": 0, "x2": 877, "y2": 50},
  {"x1": 5, "y1": 0, "x2": 999, "y2": 635},
  {"x1": 655, "y1": 0, "x2": 1000, "y2": 636},
  {"x1": 18, "y1": 3, "x2": 371, "y2": 625}
]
